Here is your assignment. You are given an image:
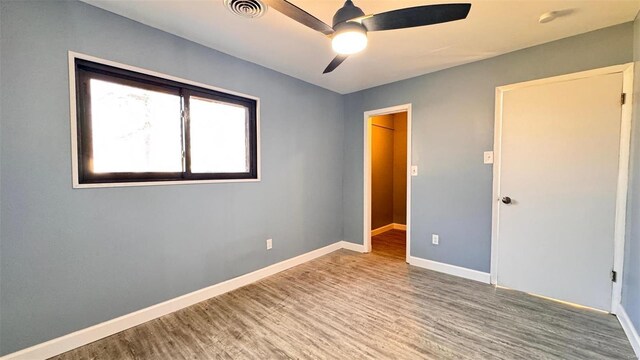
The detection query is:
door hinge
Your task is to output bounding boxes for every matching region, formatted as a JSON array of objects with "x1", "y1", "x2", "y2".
[
  {"x1": 611, "y1": 270, "x2": 617, "y2": 282},
  {"x1": 621, "y1": 93, "x2": 627, "y2": 106}
]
